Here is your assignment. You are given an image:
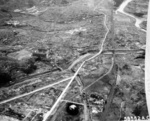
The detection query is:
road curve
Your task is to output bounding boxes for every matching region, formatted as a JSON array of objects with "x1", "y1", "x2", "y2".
[
  {"x1": 116, "y1": 0, "x2": 146, "y2": 32},
  {"x1": 43, "y1": 13, "x2": 110, "y2": 121},
  {"x1": 82, "y1": 56, "x2": 114, "y2": 92}
]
